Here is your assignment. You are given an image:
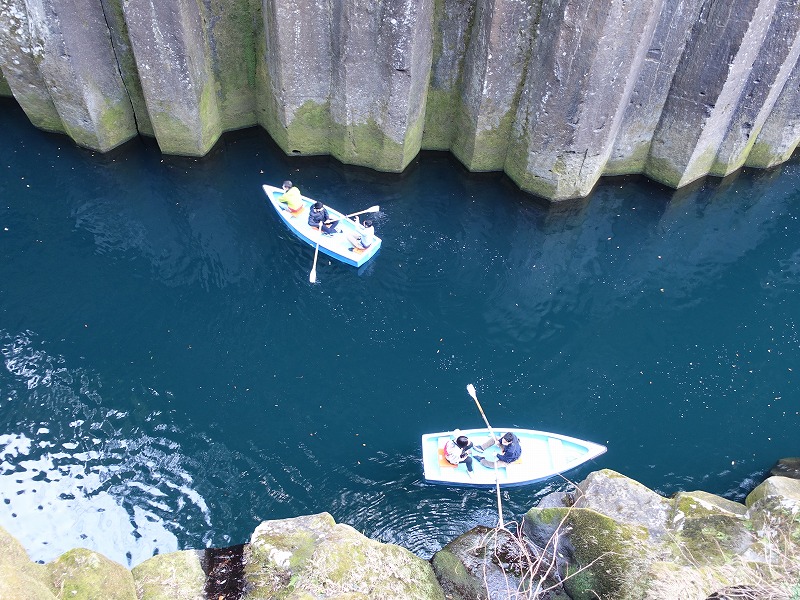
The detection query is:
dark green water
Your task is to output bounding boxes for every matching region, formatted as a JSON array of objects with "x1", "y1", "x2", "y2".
[{"x1": 1, "y1": 98, "x2": 799, "y2": 566}]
